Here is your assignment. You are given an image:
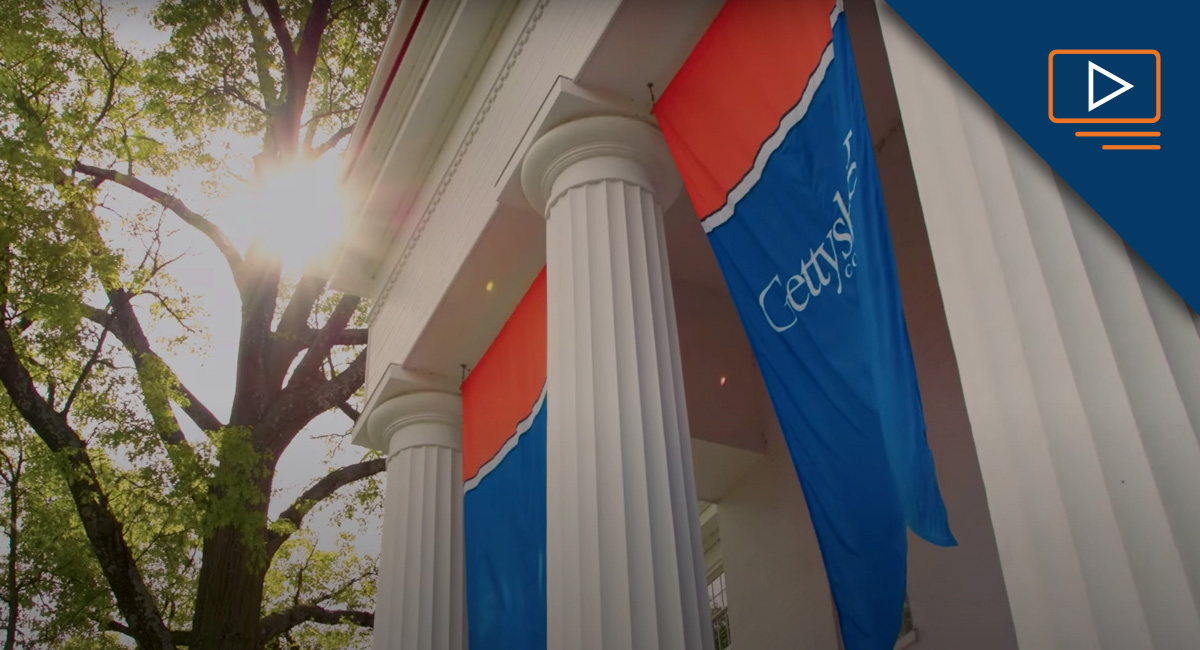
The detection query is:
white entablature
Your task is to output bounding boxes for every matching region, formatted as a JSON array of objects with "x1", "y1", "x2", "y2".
[{"x1": 333, "y1": 0, "x2": 724, "y2": 406}]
